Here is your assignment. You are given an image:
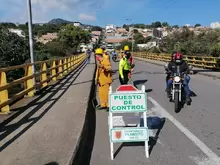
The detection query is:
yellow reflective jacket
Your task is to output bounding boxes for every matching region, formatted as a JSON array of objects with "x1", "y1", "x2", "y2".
[
  {"x1": 119, "y1": 58, "x2": 131, "y2": 79},
  {"x1": 95, "y1": 57, "x2": 113, "y2": 86}
]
